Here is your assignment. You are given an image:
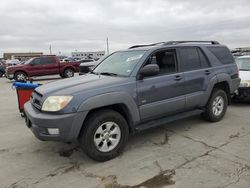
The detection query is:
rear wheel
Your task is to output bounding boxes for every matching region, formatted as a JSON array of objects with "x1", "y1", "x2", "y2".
[
  {"x1": 14, "y1": 71, "x2": 27, "y2": 82},
  {"x1": 80, "y1": 110, "x2": 129, "y2": 162},
  {"x1": 202, "y1": 89, "x2": 228, "y2": 122},
  {"x1": 63, "y1": 69, "x2": 74, "y2": 78}
]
